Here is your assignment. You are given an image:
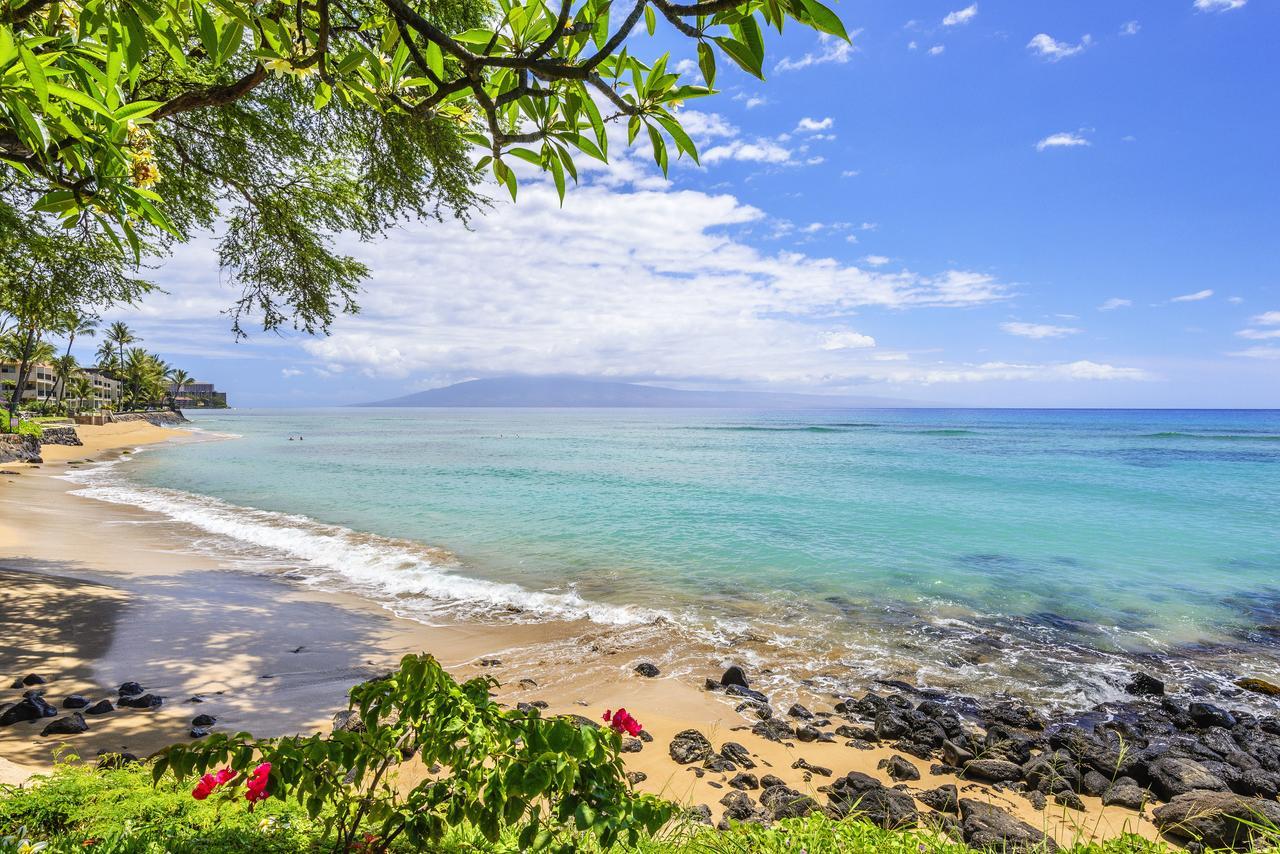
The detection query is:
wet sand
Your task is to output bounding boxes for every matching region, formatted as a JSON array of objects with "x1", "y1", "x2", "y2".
[{"x1": 0, "y1": 423, "x2": 1157, "y2": 844}]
